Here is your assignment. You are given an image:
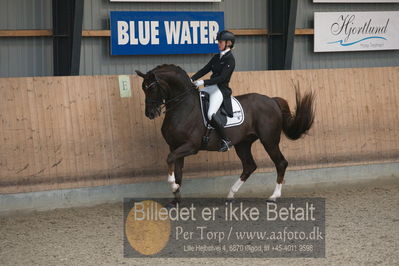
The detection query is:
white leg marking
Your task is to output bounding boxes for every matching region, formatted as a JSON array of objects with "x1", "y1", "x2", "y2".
[
  {"x1": 269, "y1": 183, "x2": 282, "y2": 201},
  {"x1": 168, "y1": 172, "x2": 175, "y2": 184},
  {"x1": 168, "y1": 172, "x2": 180, "y2": 192},
  {"x1": 227, "y1": 179, "x2": 244, "y2": 199},
  {"x1": 171, "y1": 183, "x2": 180, "y2": 193}
]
